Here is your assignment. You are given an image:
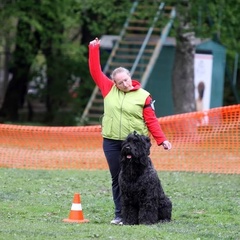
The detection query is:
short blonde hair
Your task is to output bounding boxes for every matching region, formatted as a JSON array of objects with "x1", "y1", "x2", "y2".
[{"x1": 110, "y1": 67, "x2": 131, "y2": 81}]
